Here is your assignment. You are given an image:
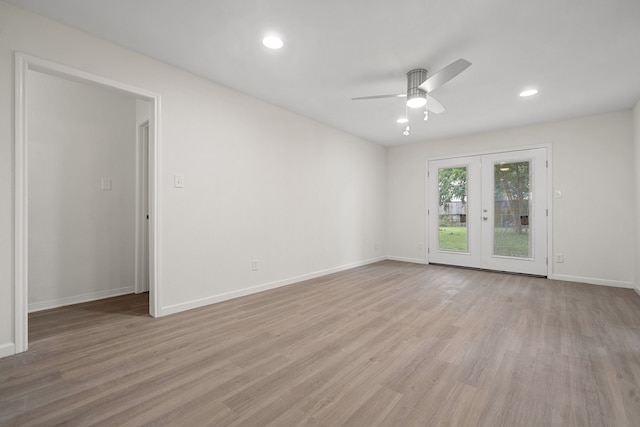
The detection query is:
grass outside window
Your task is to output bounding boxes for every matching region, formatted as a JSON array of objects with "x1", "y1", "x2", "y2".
[{"x1": 438, "y1": 226, "x2": 530, "y2": 257}]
